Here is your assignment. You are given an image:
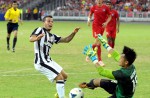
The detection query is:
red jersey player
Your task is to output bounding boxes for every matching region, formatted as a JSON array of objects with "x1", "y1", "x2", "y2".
[
  {"x1": 106, "y1": 1, "x2": 120, "y2": 48},
  {"x1": 87, "y1": 0, "x2": 112, "y2": 66}
]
